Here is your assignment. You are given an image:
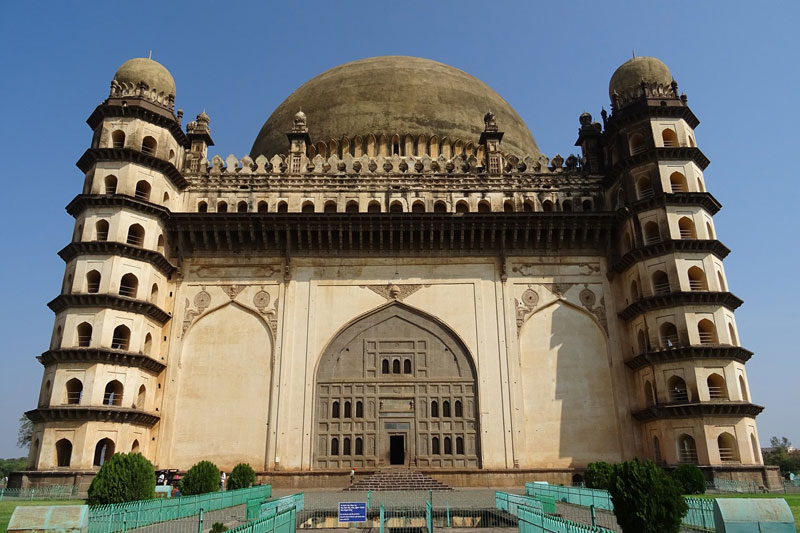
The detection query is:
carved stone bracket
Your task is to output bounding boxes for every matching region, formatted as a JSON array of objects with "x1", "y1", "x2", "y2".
[
  {"x1": 222, "y1": 285, "x2": 246, "y2": 300},
  {"x1": 515, "y1": 287, "x2": 539, "y2": 333},
  {"x1": 360, "y1": 283, "x2": 428, "y2": 301},
  {"x1": 254, "y1": 289, "x2": 279, "y2": 337},
  {"x1": 579, "y1": 285, "x2": 608, "y2": 335},
  {"x1": 182, "y1": 287, "x2": 210, "y2": 336}
]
